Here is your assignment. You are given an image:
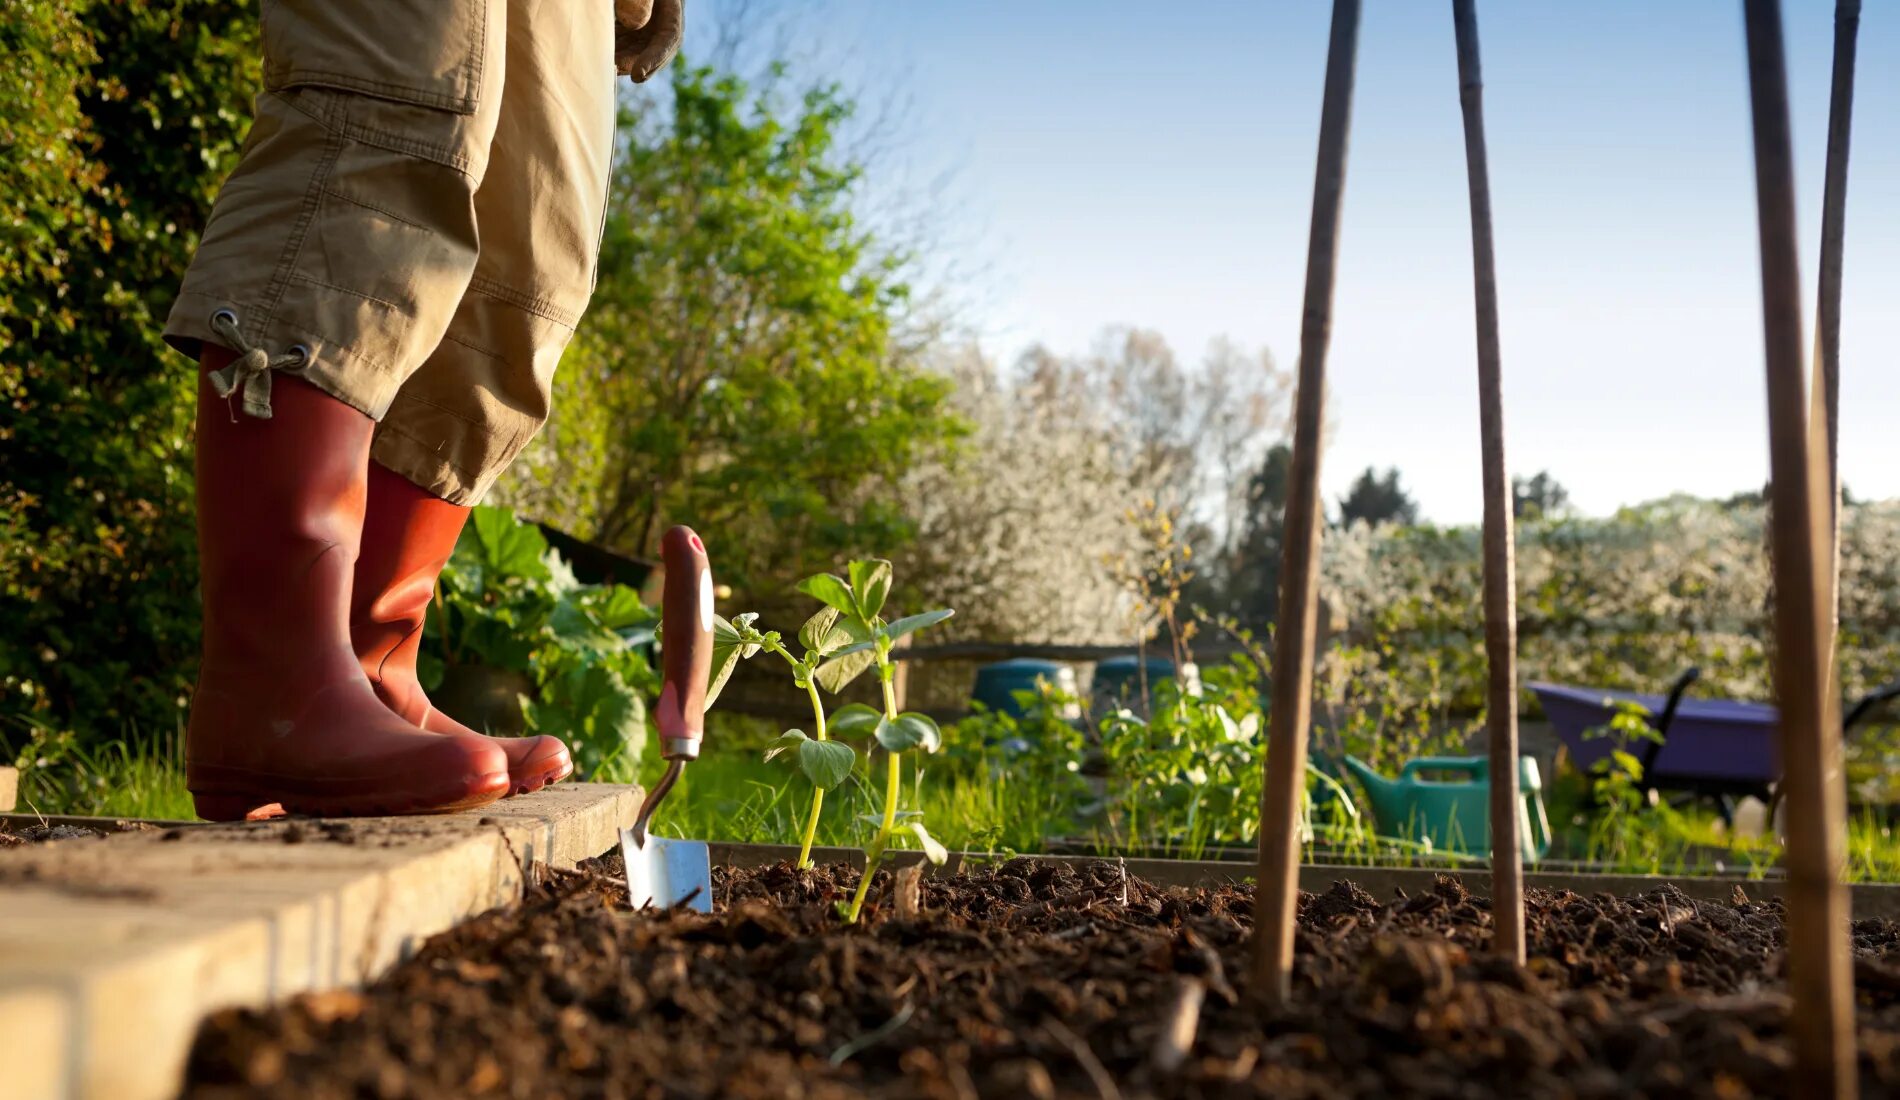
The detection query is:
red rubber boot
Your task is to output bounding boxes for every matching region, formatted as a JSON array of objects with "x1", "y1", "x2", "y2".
[
  {"x1": 353, "y1": 462, "x2": 573, "y2": 796},
  {"x1": 186, "y1": 351, "x2": 512, "y2": 821}
]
